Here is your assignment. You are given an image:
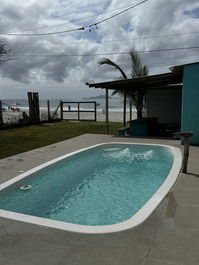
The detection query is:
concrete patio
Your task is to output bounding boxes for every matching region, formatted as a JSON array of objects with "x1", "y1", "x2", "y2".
[{"x1": 0, "y1": 134, "x2": 199, "y2": 265}]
